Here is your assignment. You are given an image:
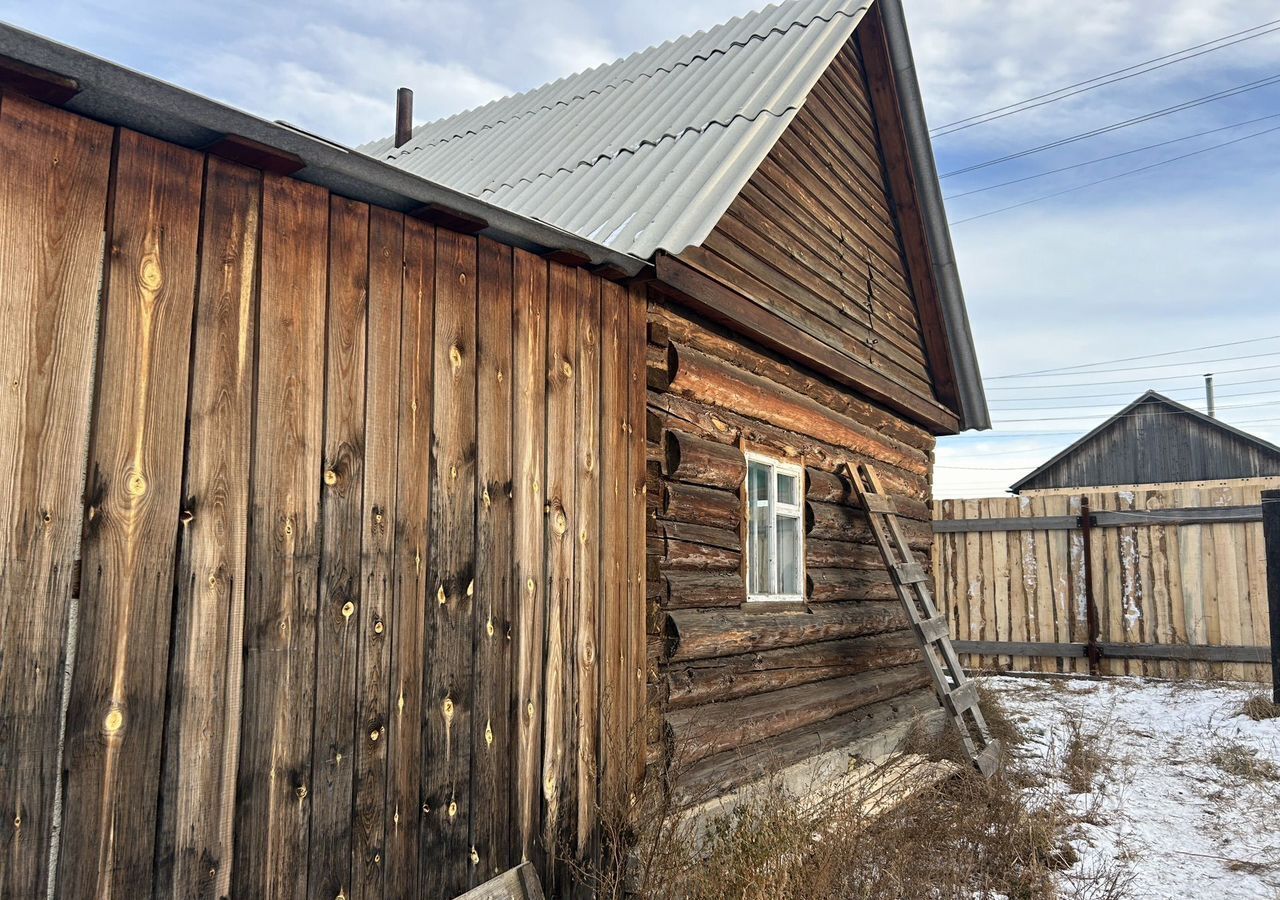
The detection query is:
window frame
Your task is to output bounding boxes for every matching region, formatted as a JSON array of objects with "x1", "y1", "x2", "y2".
[{"x1": 743, "y1": 451, "x2": 806, "y2": 603}]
